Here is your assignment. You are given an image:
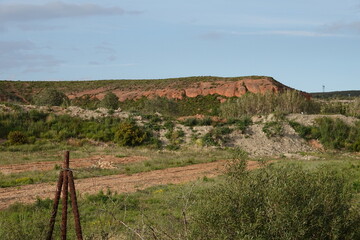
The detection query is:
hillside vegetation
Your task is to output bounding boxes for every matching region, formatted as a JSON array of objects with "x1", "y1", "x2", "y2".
[{"x1": 1, "y1": 76, "x2": 360, "y2": 239}]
